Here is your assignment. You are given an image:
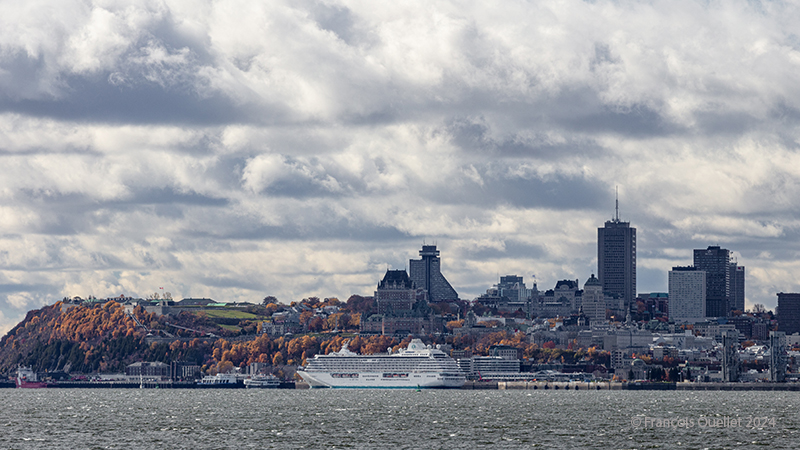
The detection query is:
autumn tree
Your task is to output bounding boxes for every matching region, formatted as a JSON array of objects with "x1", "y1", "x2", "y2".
[
  {"x1": 308, "y1": 317, "x2": 325, "y2": 332},
  {"x1": 343, "y1": 295, "x2": 375, "y2": 315},
  {"x1": 446, "y1": 320, "x2": 464, "y2": 330},
  {"x1": 299, "y1": 311, "x2": 314, "y2": 326},
  {"x1": 361, "y1": 336, "x2": 397, "y2": 355}
]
